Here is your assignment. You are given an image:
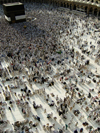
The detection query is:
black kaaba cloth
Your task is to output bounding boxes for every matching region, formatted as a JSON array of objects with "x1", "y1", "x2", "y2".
[{"x1": 3, "y1": 2, "x2": 26, "y2": 23}]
